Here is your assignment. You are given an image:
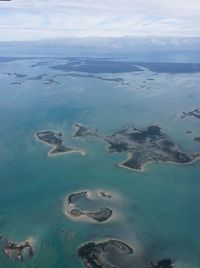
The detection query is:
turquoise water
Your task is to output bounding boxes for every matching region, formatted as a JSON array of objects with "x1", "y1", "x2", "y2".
[{"x1": 0, "y1": 59, "x2": 200, "y2": 267}]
